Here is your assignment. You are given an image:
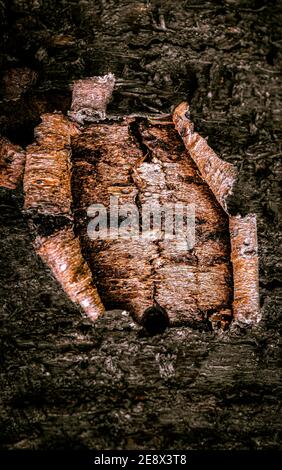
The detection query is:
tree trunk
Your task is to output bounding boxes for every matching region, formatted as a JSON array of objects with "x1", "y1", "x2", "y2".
[{"x1": 0, "y1": 0, "x2": 281, "y2": 450}]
